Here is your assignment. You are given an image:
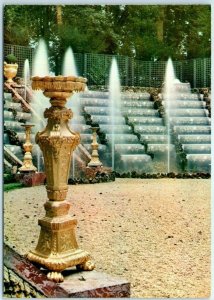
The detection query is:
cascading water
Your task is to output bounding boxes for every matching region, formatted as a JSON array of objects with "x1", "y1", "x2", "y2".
[
  {"x1": 109, "y1": 58, "x2": 122, "y2": 170},
  {"x1": 62, "y1": 47, "x2": 79, "y2": 179},
  {"x1": 163, "y1": 59, "x2": 211, "y2": 173},
  {"x1": 163, "y1": 58, "x2": 177, "y2": 173},
  {"x1": 31, "y1": 38, "x2": 50, "y2": 171}
]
